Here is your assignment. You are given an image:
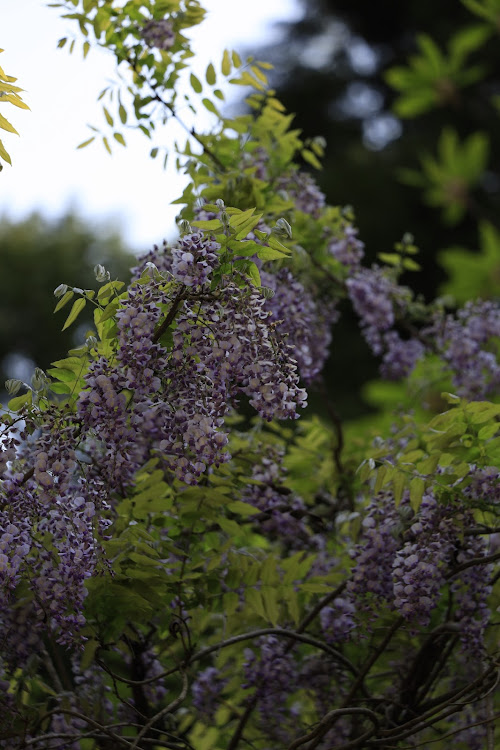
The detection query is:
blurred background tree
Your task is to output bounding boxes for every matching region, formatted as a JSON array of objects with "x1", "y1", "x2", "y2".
[
  {"x1": 251, "y1": 0, "x2": 500, "y2": 416},
  {"x1": 0, "y1": 211, "x2": 134, "y2": 387}
]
